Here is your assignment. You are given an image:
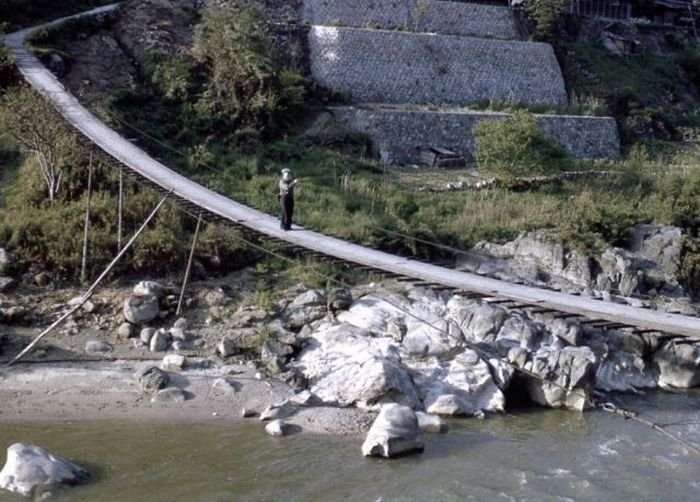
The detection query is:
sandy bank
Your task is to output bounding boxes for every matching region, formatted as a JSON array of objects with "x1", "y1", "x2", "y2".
[{"x1": 0, "y1": 359, "x2": 373, "y2": 435}]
